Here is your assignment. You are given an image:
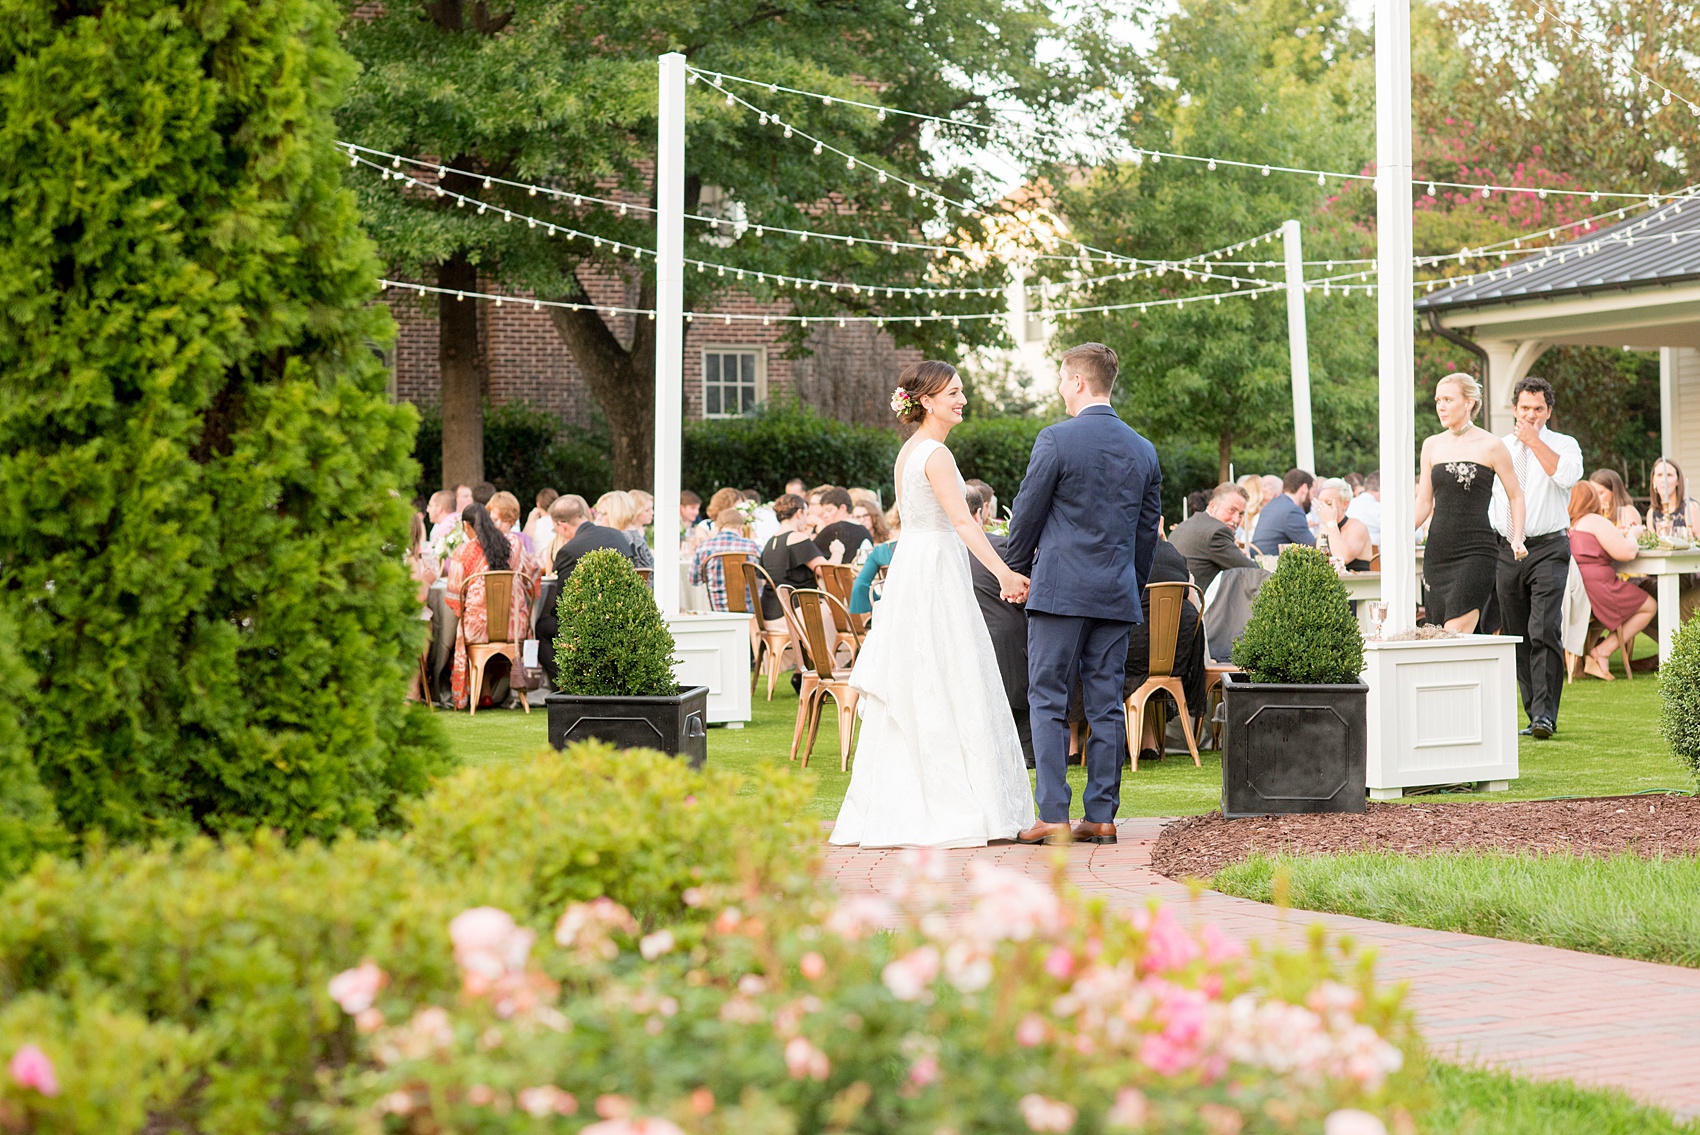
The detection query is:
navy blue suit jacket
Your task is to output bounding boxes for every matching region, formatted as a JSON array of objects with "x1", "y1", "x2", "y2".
[{"x1": 1003, "y1": 405, "x2": 1163, "y2": 623}]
